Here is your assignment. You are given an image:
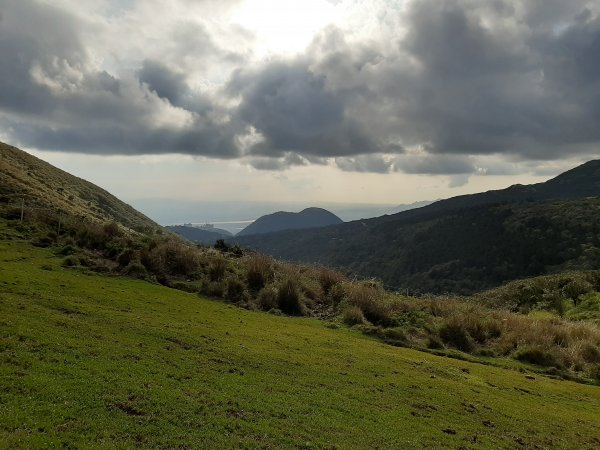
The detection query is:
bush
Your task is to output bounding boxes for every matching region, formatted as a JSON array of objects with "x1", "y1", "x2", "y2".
[
  {"x1": 277, "y1": 279, "x2": 305, "y2": 316},
  {"x1": 318, "y1": 267, "x2": 345, "y2": 296},
  {"x1": 209, "y1": 257, "x2": 227, "y2": 282},
  {"x1": 330, "y1": 283, "x2": 346, "y2": 306},
  {"x1": 427, "y1": 335, "x2": 445, "y2": 349},
  {"x1": 513, "y1": 347, "x2": 562, "y2": 368},
  {"x1": 342, "y1": 306, "x2": 365, "y2": 325},
  {"x1": 201, "y1": 280, "x2": 226, "y2": 298},
  {"x1": 140, "y1": 241, "x2": 200, "y2": 278},
  {"x1": 562, "y1": 279, "x2": 593, "y2": 304},
  {"x1": 461, "y1": 314, "x2": 502, "y2": 344},
  {"x1": 580, "y1": 343, "x2": 600, "y2": 364},
  {"x1": 32, "y1": 234, "x2": 55, "y2": 248},
  {"x1": 439, "y1": 320, "x2": 475, "y2": 352},
  {"x1": 103, "y1": 221, "x2": 120, "y2": 238},
  {"x1": 117, "y1": 248, "x2": 135, "y2": 267},
  {"x1": 62, "y1": 256, "x2": 79, "y2": 267},
  {"x1": 226, "y1": 278, "x2": 246, "y2": 302},
  {"x1": 57, "y1": 244, "x2": 77, "y2": 256},
  {"x1": 382, "y1": 327, "x2": 407, "y2": 345},
  {"x1": 122, "y1": 261, "x2": 148, "y2": 279},
  {"x1": 346, "y1": 284, "x2": 391, "y2": 326},
  {"x1": 256, "y1": 286, "x2": 278, "y2": 311},
  {"x1": 246, "y1": 255, "x2": 272, "y2": 292}
]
